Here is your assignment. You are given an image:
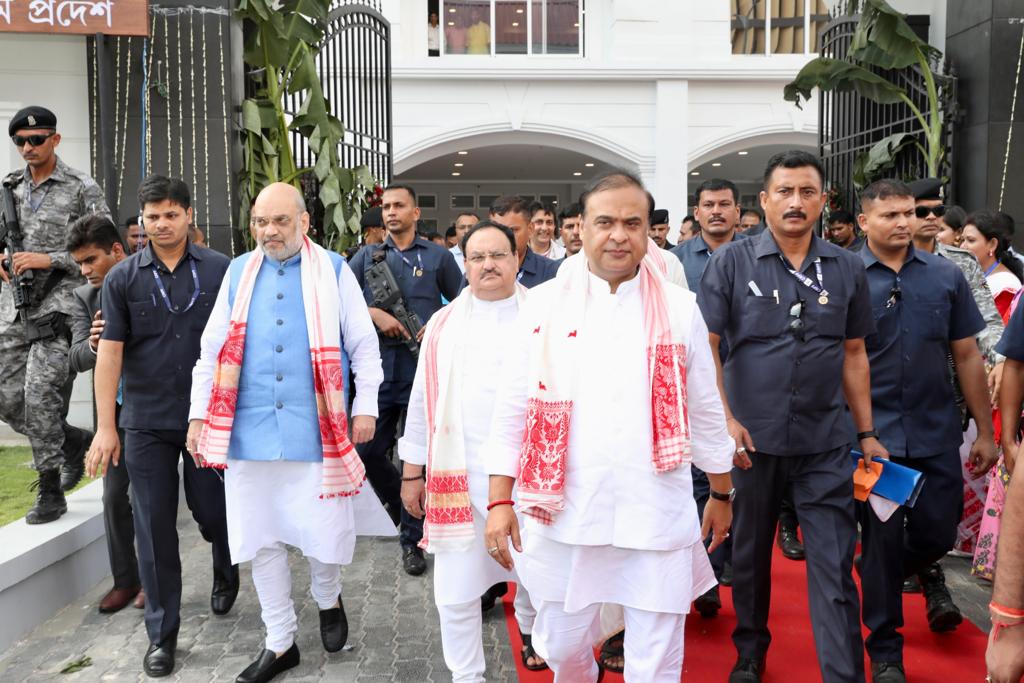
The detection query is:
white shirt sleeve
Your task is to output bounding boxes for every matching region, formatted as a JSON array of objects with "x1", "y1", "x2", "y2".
[
  {"x1": 665, "y1": 255, "x2": 689, "y2": 291},
  {"x1": 685, "y1": 306, "x2": 735, "y2": 474},
  {"x1": 338, "y1": 261, "x2": 383, "y2": 418},
  {"x1": 189, "y1": 269, "x2": 232, "y2": 422},
  {"x1": 396, "y1": 333, "x2": 429, "y2": 467},
  {"x1": 483, "y1": 304, "x2": 532, "y2": 478}
]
